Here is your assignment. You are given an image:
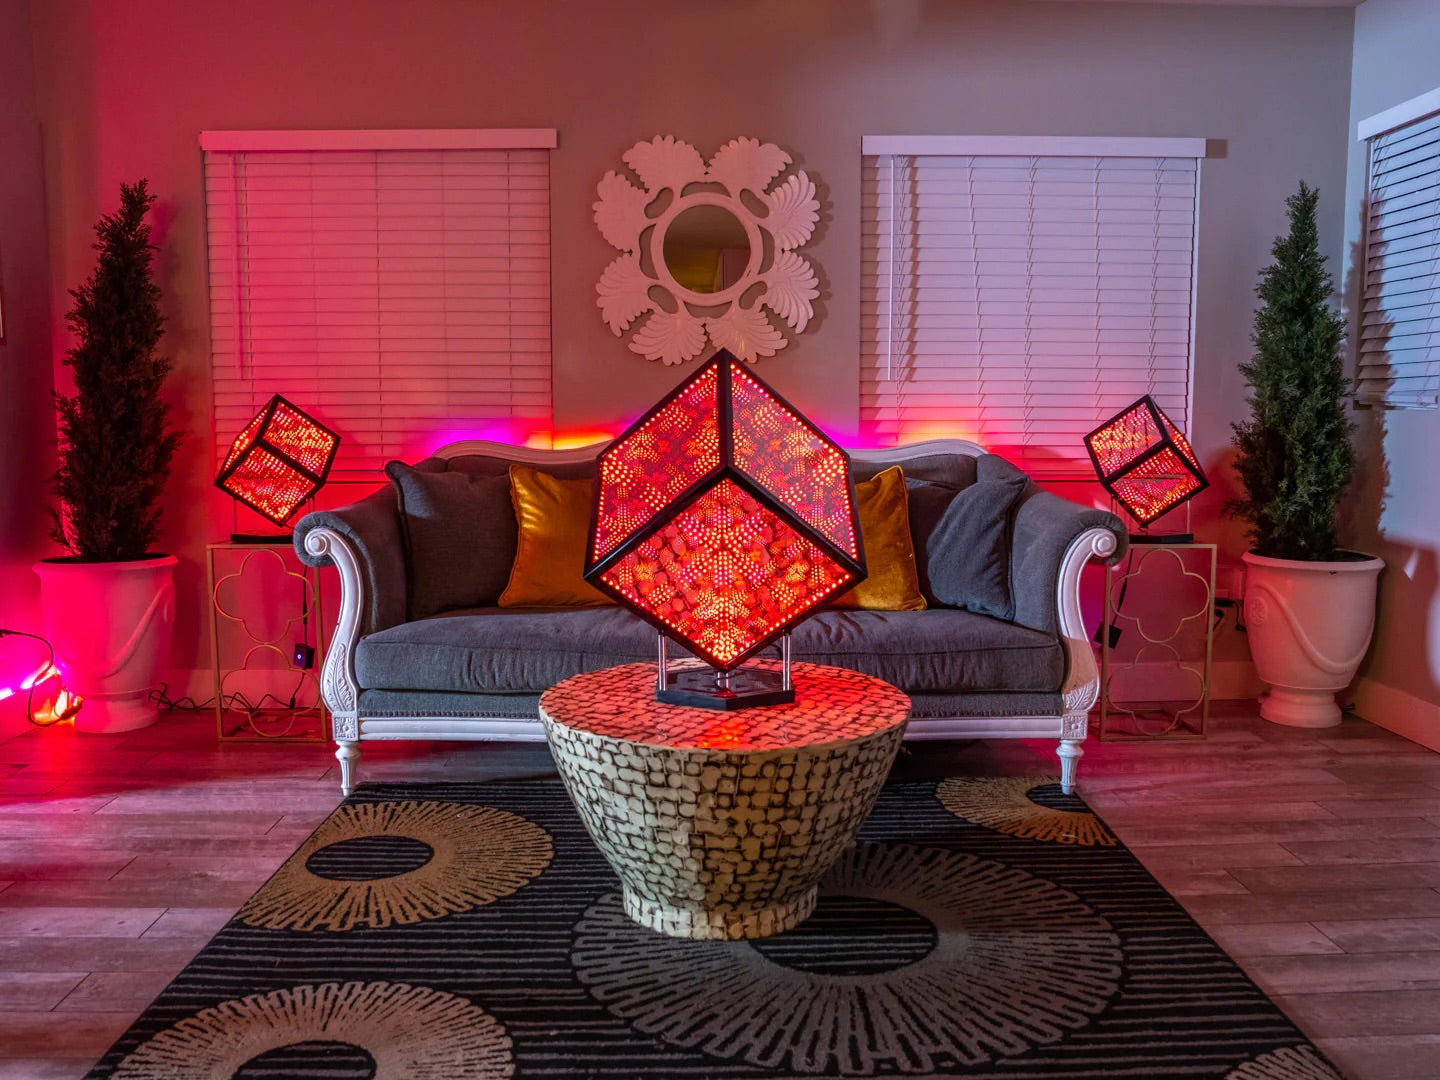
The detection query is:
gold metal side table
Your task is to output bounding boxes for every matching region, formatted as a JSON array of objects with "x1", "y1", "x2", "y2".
[
  {"x1": 1098, "y1": 542, "x2": 1215, "y2": 740},
  {"x1": 206, "y1": 541, "x2": 327, "y2": 742}
]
